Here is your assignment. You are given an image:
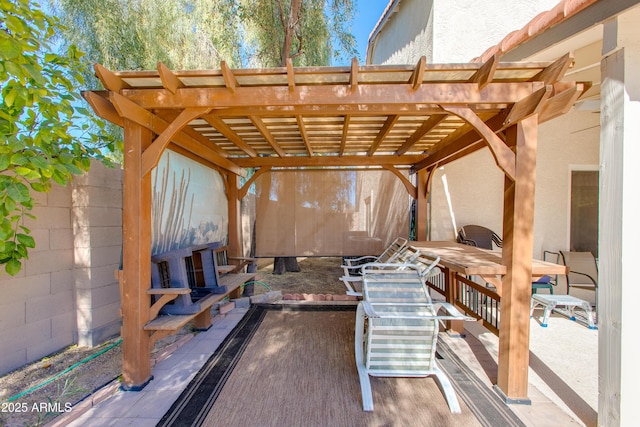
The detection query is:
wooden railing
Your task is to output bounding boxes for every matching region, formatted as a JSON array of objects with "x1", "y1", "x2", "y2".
[{"x1": 425, "y1": 266, "x2": 501, "y2": 335}]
